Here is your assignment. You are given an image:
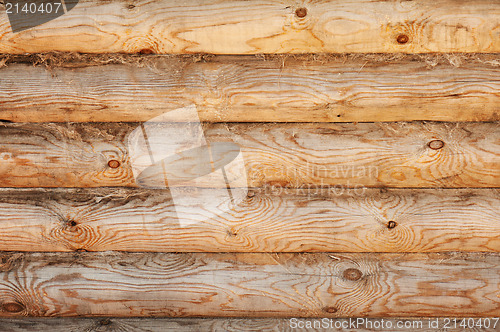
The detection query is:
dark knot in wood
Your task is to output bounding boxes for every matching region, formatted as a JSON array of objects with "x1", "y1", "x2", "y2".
[
  {"x1": 295, "y1": 7, "x2": 307, "y2": 18},
  {"x1": 323, "y1": 306, "x2": 338, "y2": 313},
  {"x1": 108, "y1": 160, "x2": 121, "y2": 168},
  {"x1": 428, "y1": 140, "x2": 445, "y2": 150},
  {"x1": 2, "y1": 302, "x2": 24, "y2": 313},
  {"x1": 396, "y1": 34, "x2": 409, "y2": 44},
  {"x1": 139, "y1": 48, "x2": 154, "y2": 54},
  {"x1": 343, "y1": 268, "x2": 363, "y2": 281}
]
